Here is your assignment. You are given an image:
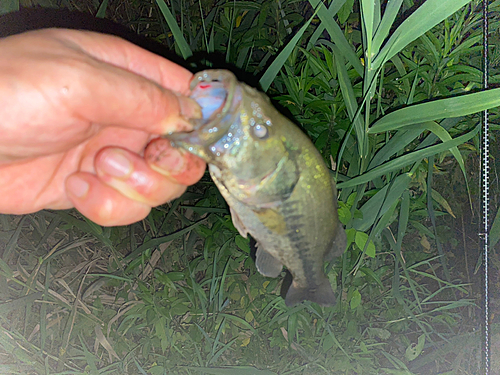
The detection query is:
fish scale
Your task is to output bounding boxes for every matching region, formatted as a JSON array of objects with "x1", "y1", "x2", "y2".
[{"x1": 166, "y1": 70, "x2": 347, "y2": 307}]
